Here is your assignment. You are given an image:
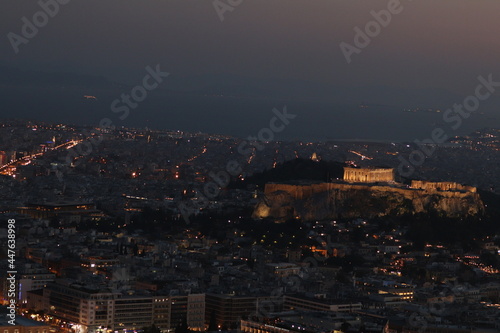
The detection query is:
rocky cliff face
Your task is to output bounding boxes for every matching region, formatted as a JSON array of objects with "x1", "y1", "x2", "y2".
[{"x1": 253, "y1": 183, "x2": 485, "y2": 221}]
